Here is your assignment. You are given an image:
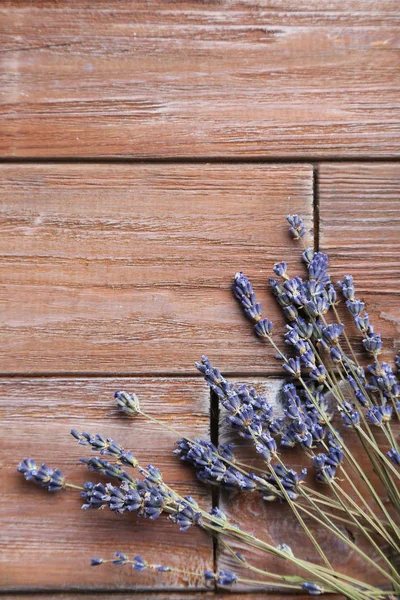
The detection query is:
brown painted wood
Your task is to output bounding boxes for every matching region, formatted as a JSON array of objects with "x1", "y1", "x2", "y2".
[
  {"x1": 1, "y1": 1, "x2": 399, "y2": 158},
  {"x1": 216, "y1": 378, "x2": 393, "y2": 592},
  {"x1": 0, "y1": 163, "x2": 312, "y2": 375},
  {"x1": 319, "y1": 163, "x2": 400, "y2": 363},
  {"x1": 0, "y1": 377, "x2": 212, "y2": 591},
  {"x1": 5, "y1": 594, "x2": 327, "y2": 599},
  {"x1": 4, "y1": 596, "x2": 214, "y2": 600}
]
